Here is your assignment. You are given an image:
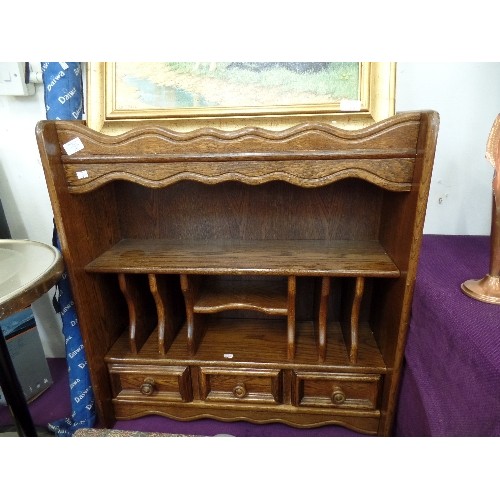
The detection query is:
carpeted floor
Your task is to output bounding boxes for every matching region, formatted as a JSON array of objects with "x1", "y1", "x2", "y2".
[
  {"x1": 0, "y1": 358, "x2": 365, "y2": 437},
  {"x1": 73, "y1": 428, "x2": 195, "y2": 437}
]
